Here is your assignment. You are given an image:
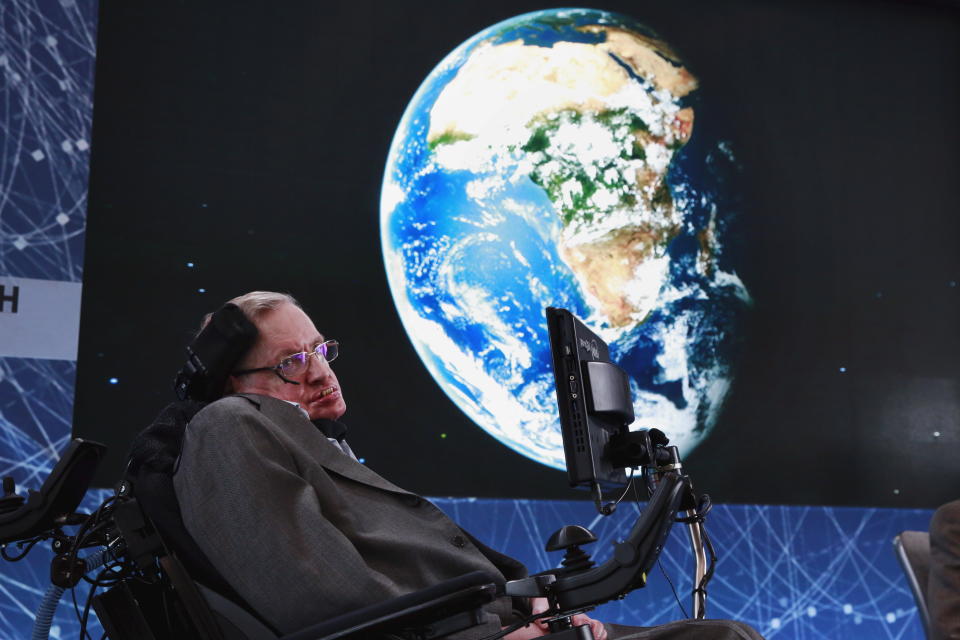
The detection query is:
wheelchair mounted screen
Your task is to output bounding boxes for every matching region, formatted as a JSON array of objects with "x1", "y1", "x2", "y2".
[{"x1": 546, "y1": 307, "x2": 634, "y2": 490}]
